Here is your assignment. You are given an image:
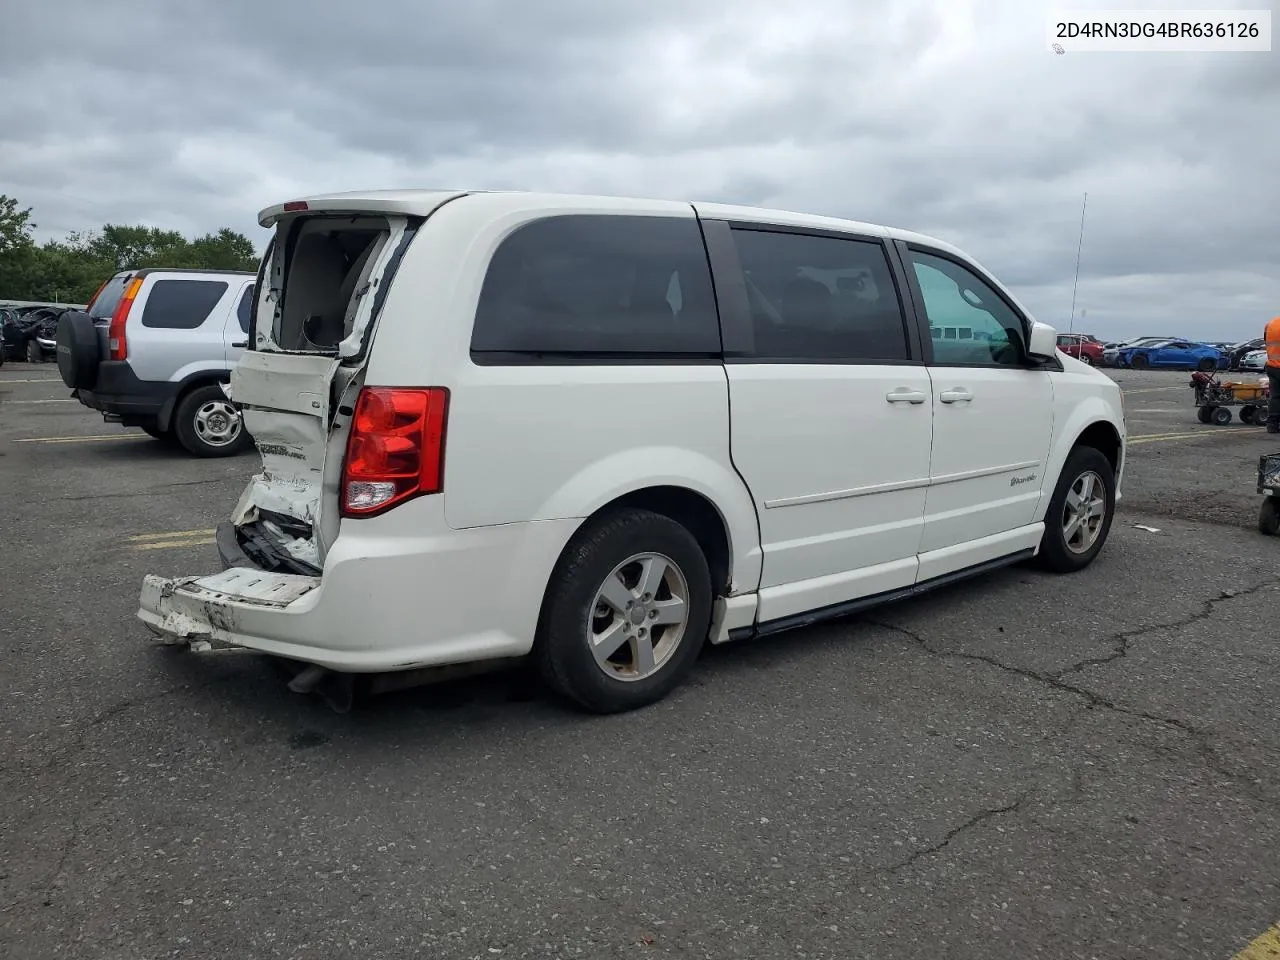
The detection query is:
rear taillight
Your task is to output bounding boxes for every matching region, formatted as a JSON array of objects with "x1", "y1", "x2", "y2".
[
  {"x1": 108, "y1": 277, "x2": 143, "y2": 361},
  {"x1": 341, "y1": 387, "x2": 449, "y2": 517}
]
